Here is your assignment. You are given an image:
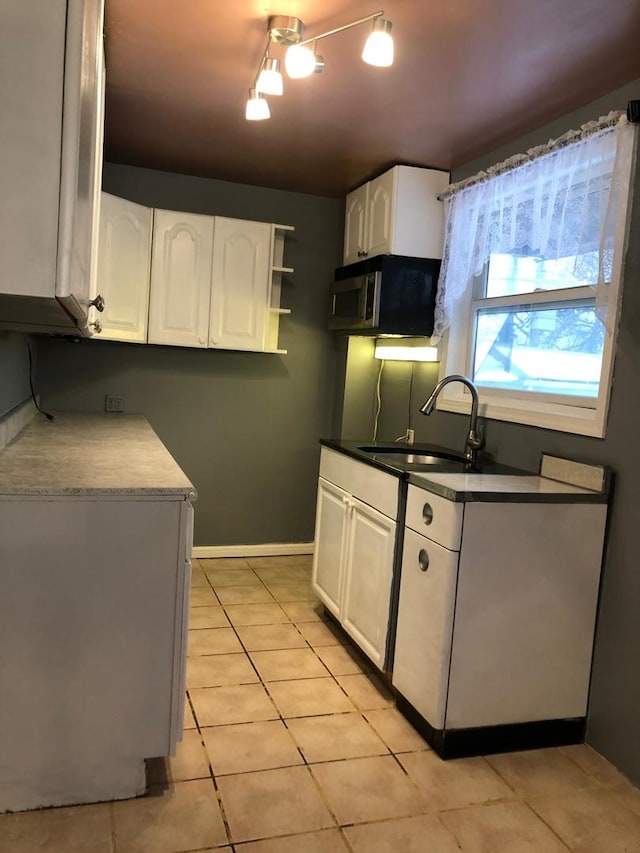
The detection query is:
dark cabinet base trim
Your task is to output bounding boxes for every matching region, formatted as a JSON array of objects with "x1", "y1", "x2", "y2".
[{"x1": 395, "y1": 695, "x2": 586, "y2": 759}]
